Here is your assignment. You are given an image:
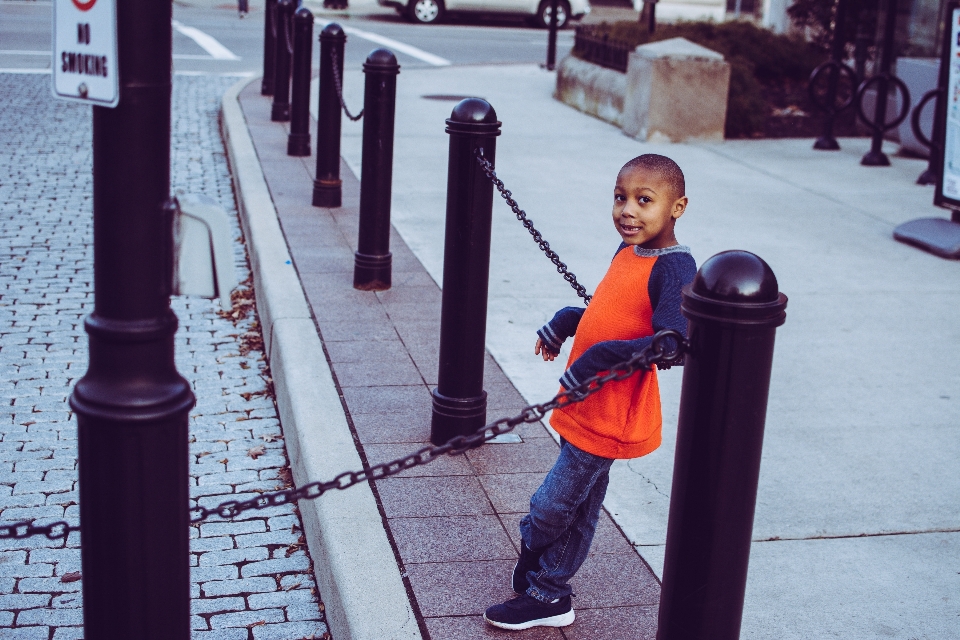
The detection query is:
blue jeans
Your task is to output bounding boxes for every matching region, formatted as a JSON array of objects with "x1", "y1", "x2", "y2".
[{"x1": 519, "y1": 440, "x2": 614, "y2": 603}]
